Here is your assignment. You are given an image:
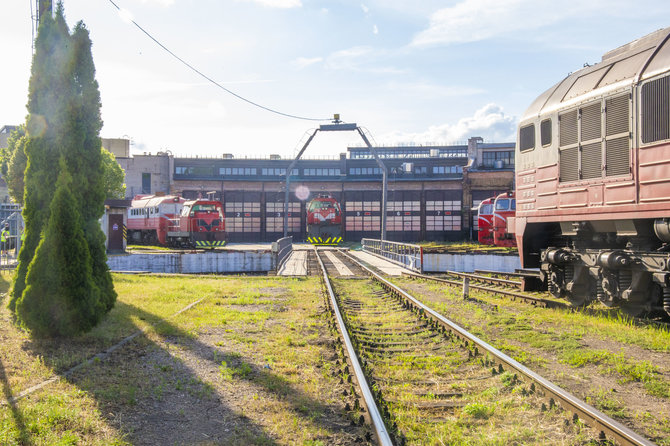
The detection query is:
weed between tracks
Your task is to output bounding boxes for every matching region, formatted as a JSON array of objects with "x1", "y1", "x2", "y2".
[
  {"x1": 1, "y1": 274, "x2": 368, "y2": 445},
  {"x1": 393, "y1": 276, "x2": 670, "y2": 445},
  {"x1": 332, "y1": 278, "x2": 595, "y2": 445}
]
